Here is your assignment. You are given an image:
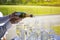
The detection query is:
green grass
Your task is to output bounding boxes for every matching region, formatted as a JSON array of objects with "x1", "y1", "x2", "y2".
[{"x1": 0, "y1": 5, "x2": 60, "y2": 16}]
